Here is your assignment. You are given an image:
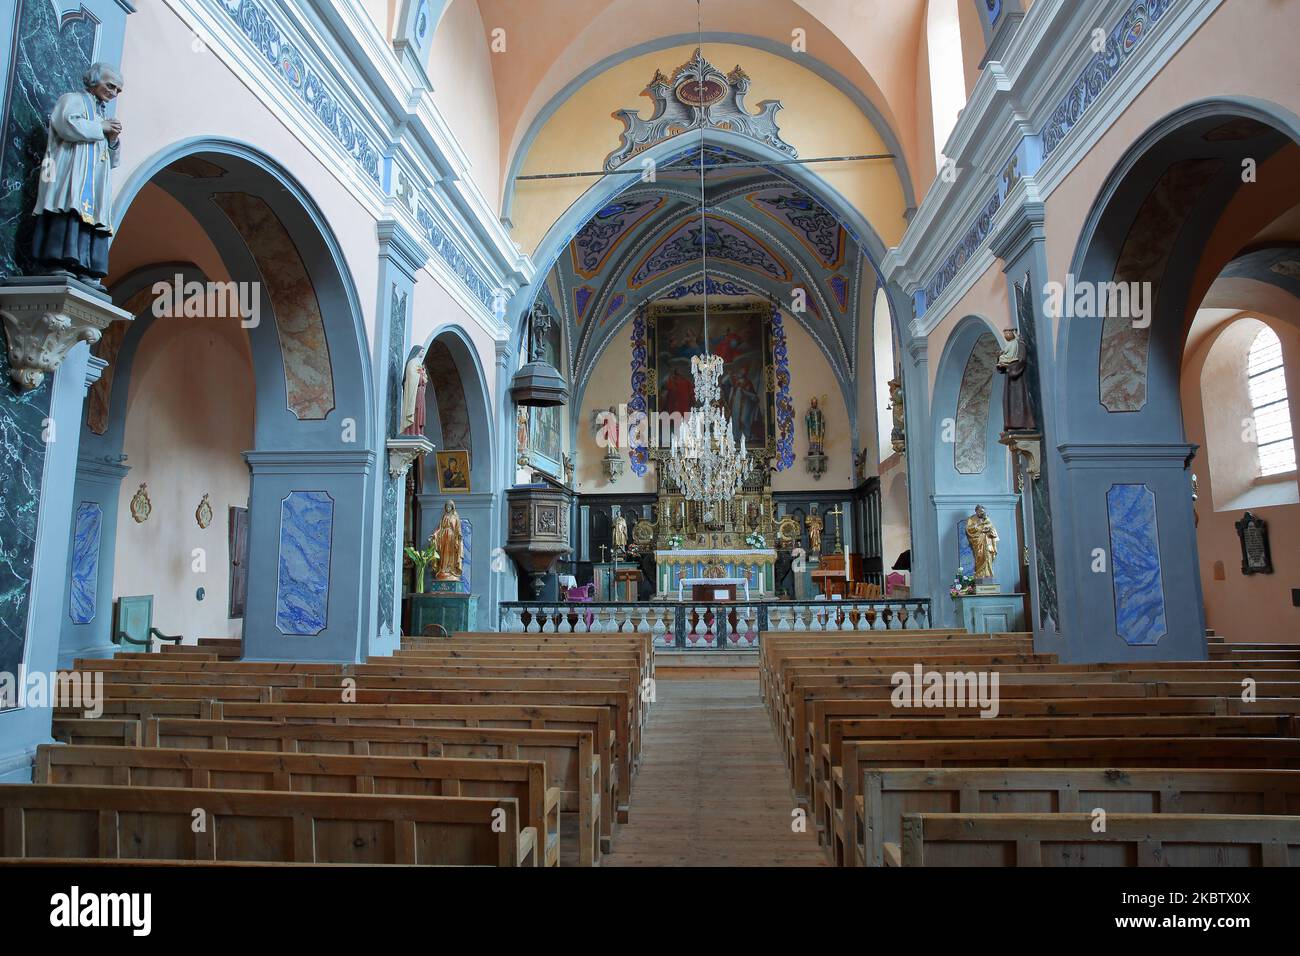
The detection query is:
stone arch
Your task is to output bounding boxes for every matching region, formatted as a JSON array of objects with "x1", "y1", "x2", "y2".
[
  {"x1": 63, "y1": 140, "x2": 381, "y2": 664},
  {"x1": 415, "y1": 323, "x2": 495, "y2": 627},
  {"x1": 929, "y1": 315, "x2": 1017, "y2": 620},
  {"x1": 500, "y1": 128, "x2": 932, "y2": 603},
  {"x1": 1052, "y1": 97, "x2": 1300, "y2": 660}
]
